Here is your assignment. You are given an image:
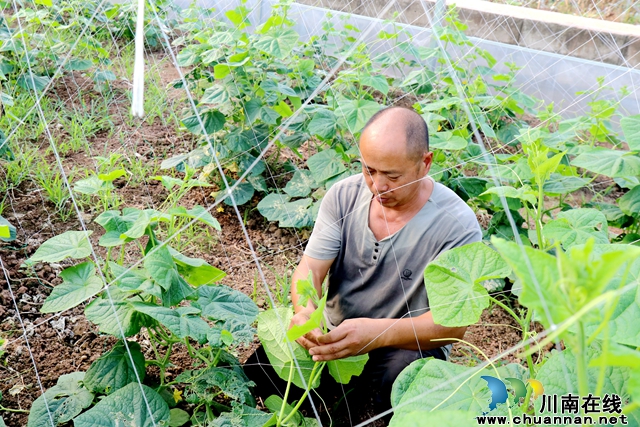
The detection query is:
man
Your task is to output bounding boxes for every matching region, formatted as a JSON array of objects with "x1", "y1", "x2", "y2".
[{"x1": 288, "y1": 106, "x2": 482, "y2": 412}]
